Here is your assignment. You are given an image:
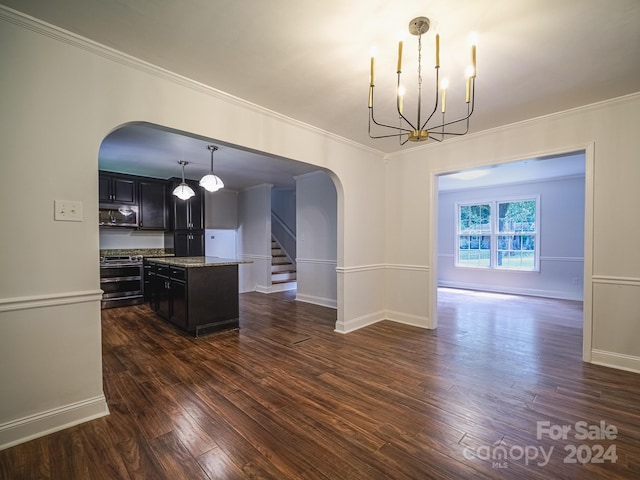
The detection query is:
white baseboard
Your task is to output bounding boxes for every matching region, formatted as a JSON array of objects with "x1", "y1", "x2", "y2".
[
  {"x1": 385, "y1": 310, "x2": 433, "y2": 329},
  {"x1": 295, "y1": 293, "x2": 337, "y2": 309},
  {"x1": 334, "y1": 310, "x2": 385, "y2": 334},
  {"x1": 590, "y1": 349, "x2": 640, "y2": 374},
  {"x1": 437, "y1": 280, "x2": 583, "y2": 301},
  {"x1": 0, "y1": 395, "x2": 109, "y2": 451},
  {"x1": 255, "y1": 282, "x2": 297, "y2": 294},
  {"x1": 268, "y1": 281, "x2": 297, "y2": 293}
]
